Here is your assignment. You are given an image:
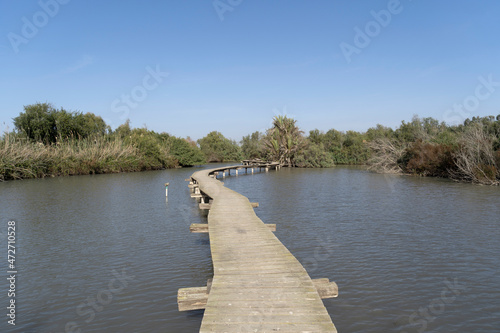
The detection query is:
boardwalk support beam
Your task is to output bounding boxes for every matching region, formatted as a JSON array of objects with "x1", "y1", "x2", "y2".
[{"x1": 178, "y1": 278, "x2": 338, "y2": 311}]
